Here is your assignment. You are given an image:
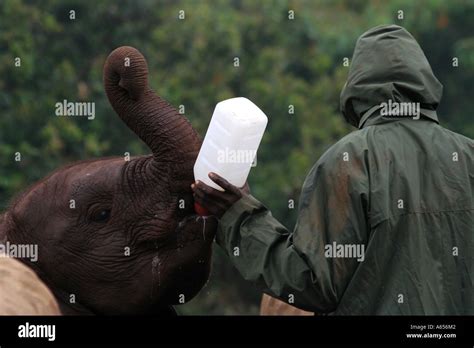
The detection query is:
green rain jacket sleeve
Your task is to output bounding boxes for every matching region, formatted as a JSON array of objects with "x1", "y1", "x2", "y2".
[{"x1": 216, "y1": 145, "x2": 370, "y2": 313}]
